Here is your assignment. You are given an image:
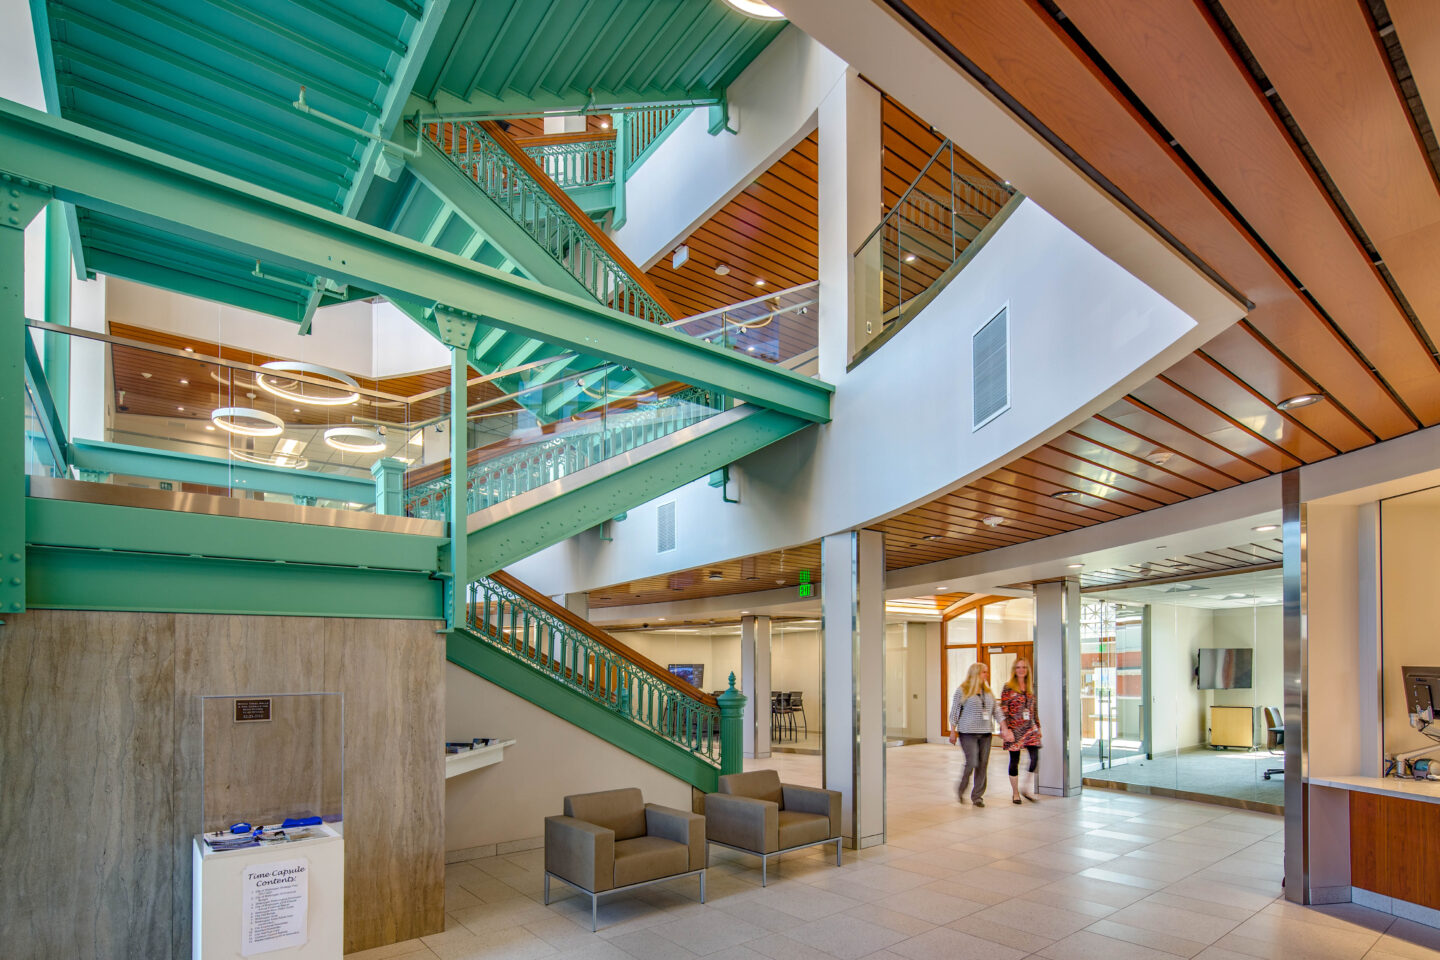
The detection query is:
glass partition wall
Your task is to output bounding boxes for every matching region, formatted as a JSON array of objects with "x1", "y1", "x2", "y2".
[{"x1": 1080, "y1": 569, "x2": 1284, "y2": 811}]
